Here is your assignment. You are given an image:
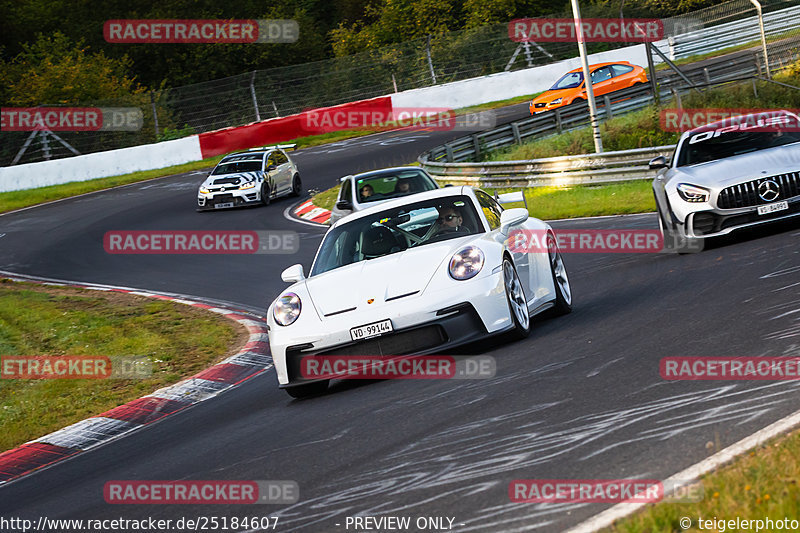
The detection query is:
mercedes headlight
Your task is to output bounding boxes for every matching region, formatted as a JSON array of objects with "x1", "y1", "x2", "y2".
[
  {"x1": 449, "y1": 246, "x2": 484, "y2": 281},
  {"x1": 273, "y1": 293, "x2": 302, "y2": 326},
  {"x1": 550, "y1": 98, "x2": 563, "y2": 105},
  {"x1": 676, "y1": 183, "x2": 709, "y2": 203},
  {"x1": 199, "y1": 186, "x2": 210, "y2": 194},
  {"x1": 240, "y1": 181, "x2": 256, "y2": 190}
]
